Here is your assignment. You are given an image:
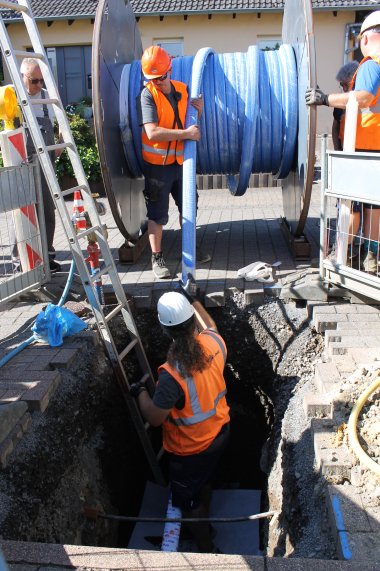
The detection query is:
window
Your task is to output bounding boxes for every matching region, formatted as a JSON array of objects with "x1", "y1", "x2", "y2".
[
  {"x1": 153, "y1": 38, "x2": 183, "y2": 58},
  {"x1": 257, "y1": 38, "x2": 282, "y2": 51},
  {"x1": 46, "y1": 47, "x2": 58, "y2": 83}
]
